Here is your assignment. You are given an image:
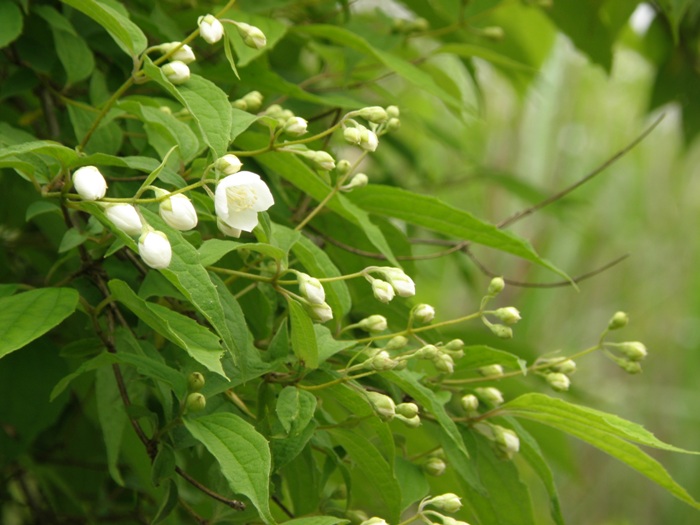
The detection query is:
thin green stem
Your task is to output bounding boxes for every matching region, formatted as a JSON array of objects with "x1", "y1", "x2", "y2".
[
  {"x1": 208, "y1": 266, "x2": 273, "y2": 283},
  {"x1": 350, "y1": 311, "x2": 482, "y2": 345}
]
